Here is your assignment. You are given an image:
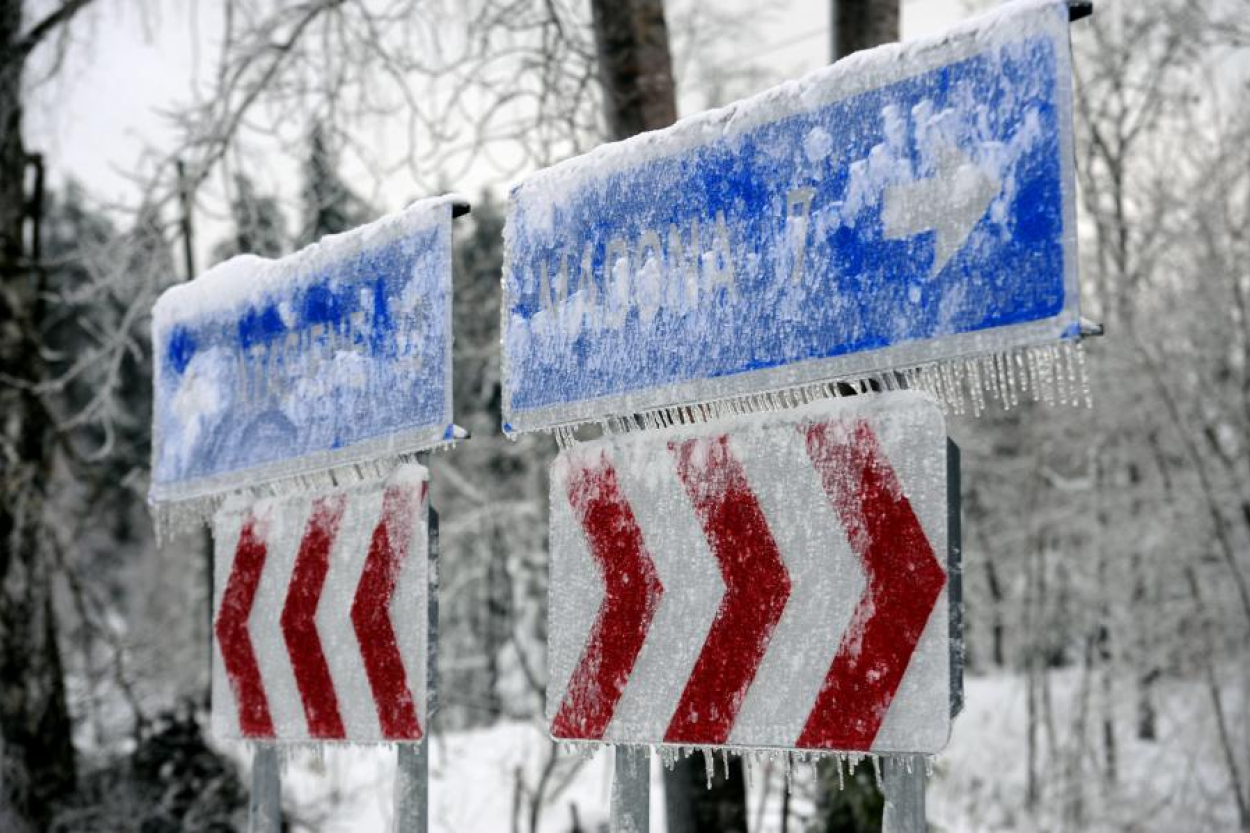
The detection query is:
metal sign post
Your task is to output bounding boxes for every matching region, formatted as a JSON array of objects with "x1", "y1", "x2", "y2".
[
  {"x1": 882, "y1": 760, "x2": 926, "y2": 833},
  {"x1": 249, "y1": 746, "x2": 281, "y2": 833},
  {"x1": 611, "y1": 746, "x2": 650, "y2": 833},
  {"x1": 394, "y1": 506, "x2": 439, "y2": 832}
]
